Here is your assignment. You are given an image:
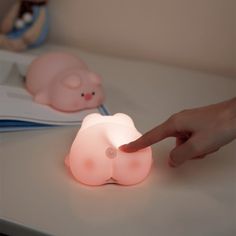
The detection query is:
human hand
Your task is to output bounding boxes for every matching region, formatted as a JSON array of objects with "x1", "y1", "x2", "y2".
[{"x1": 120, "y1": 98, "x2": 236, "y2": 167}]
